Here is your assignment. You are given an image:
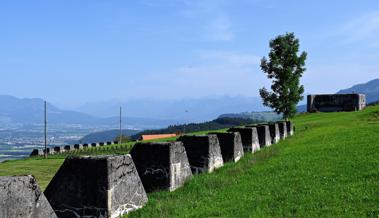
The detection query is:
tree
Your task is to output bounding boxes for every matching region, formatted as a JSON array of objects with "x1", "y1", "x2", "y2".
[{"x1": 259, "y1": 32, "x2": 307, "y2": 120}]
